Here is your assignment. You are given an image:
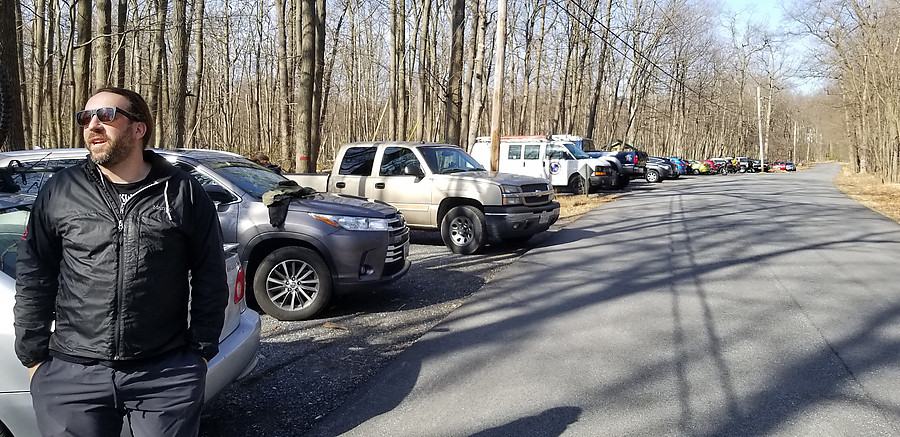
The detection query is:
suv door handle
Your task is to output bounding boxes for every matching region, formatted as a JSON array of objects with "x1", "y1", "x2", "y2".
[
  {"x1": 375, "y1": 182, "x2": 385, "y2": 189},
  {"x1": 335, "y1": 182, "x2": 346, "y2": 188}
]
